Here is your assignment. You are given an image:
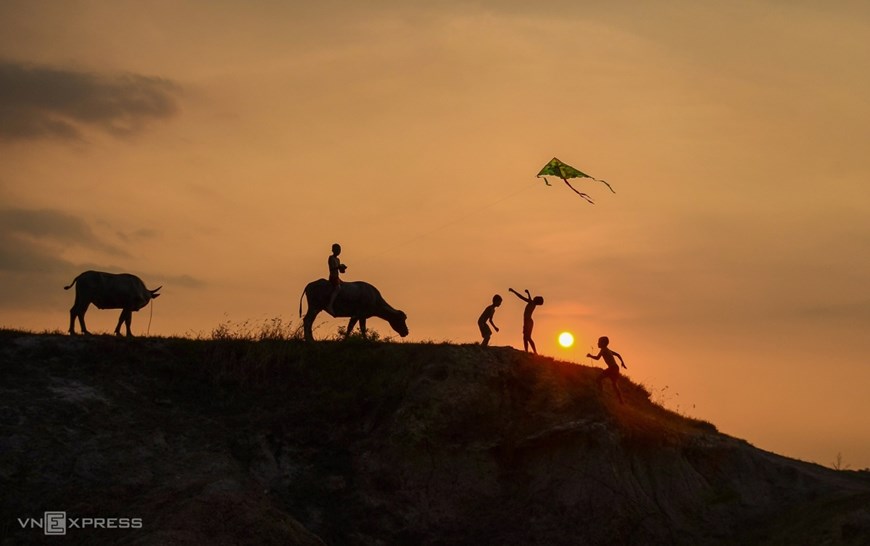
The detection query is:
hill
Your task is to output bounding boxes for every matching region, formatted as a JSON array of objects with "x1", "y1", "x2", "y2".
[{"x1": 1, "y1": 330, "x2": 869, "y2": 545}]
